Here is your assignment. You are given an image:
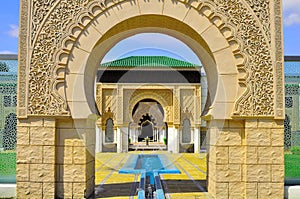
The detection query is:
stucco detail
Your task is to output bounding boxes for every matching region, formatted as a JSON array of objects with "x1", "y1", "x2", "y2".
[{"x1": 19, "y1": 0, "x2": 280, "y2": 118}]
